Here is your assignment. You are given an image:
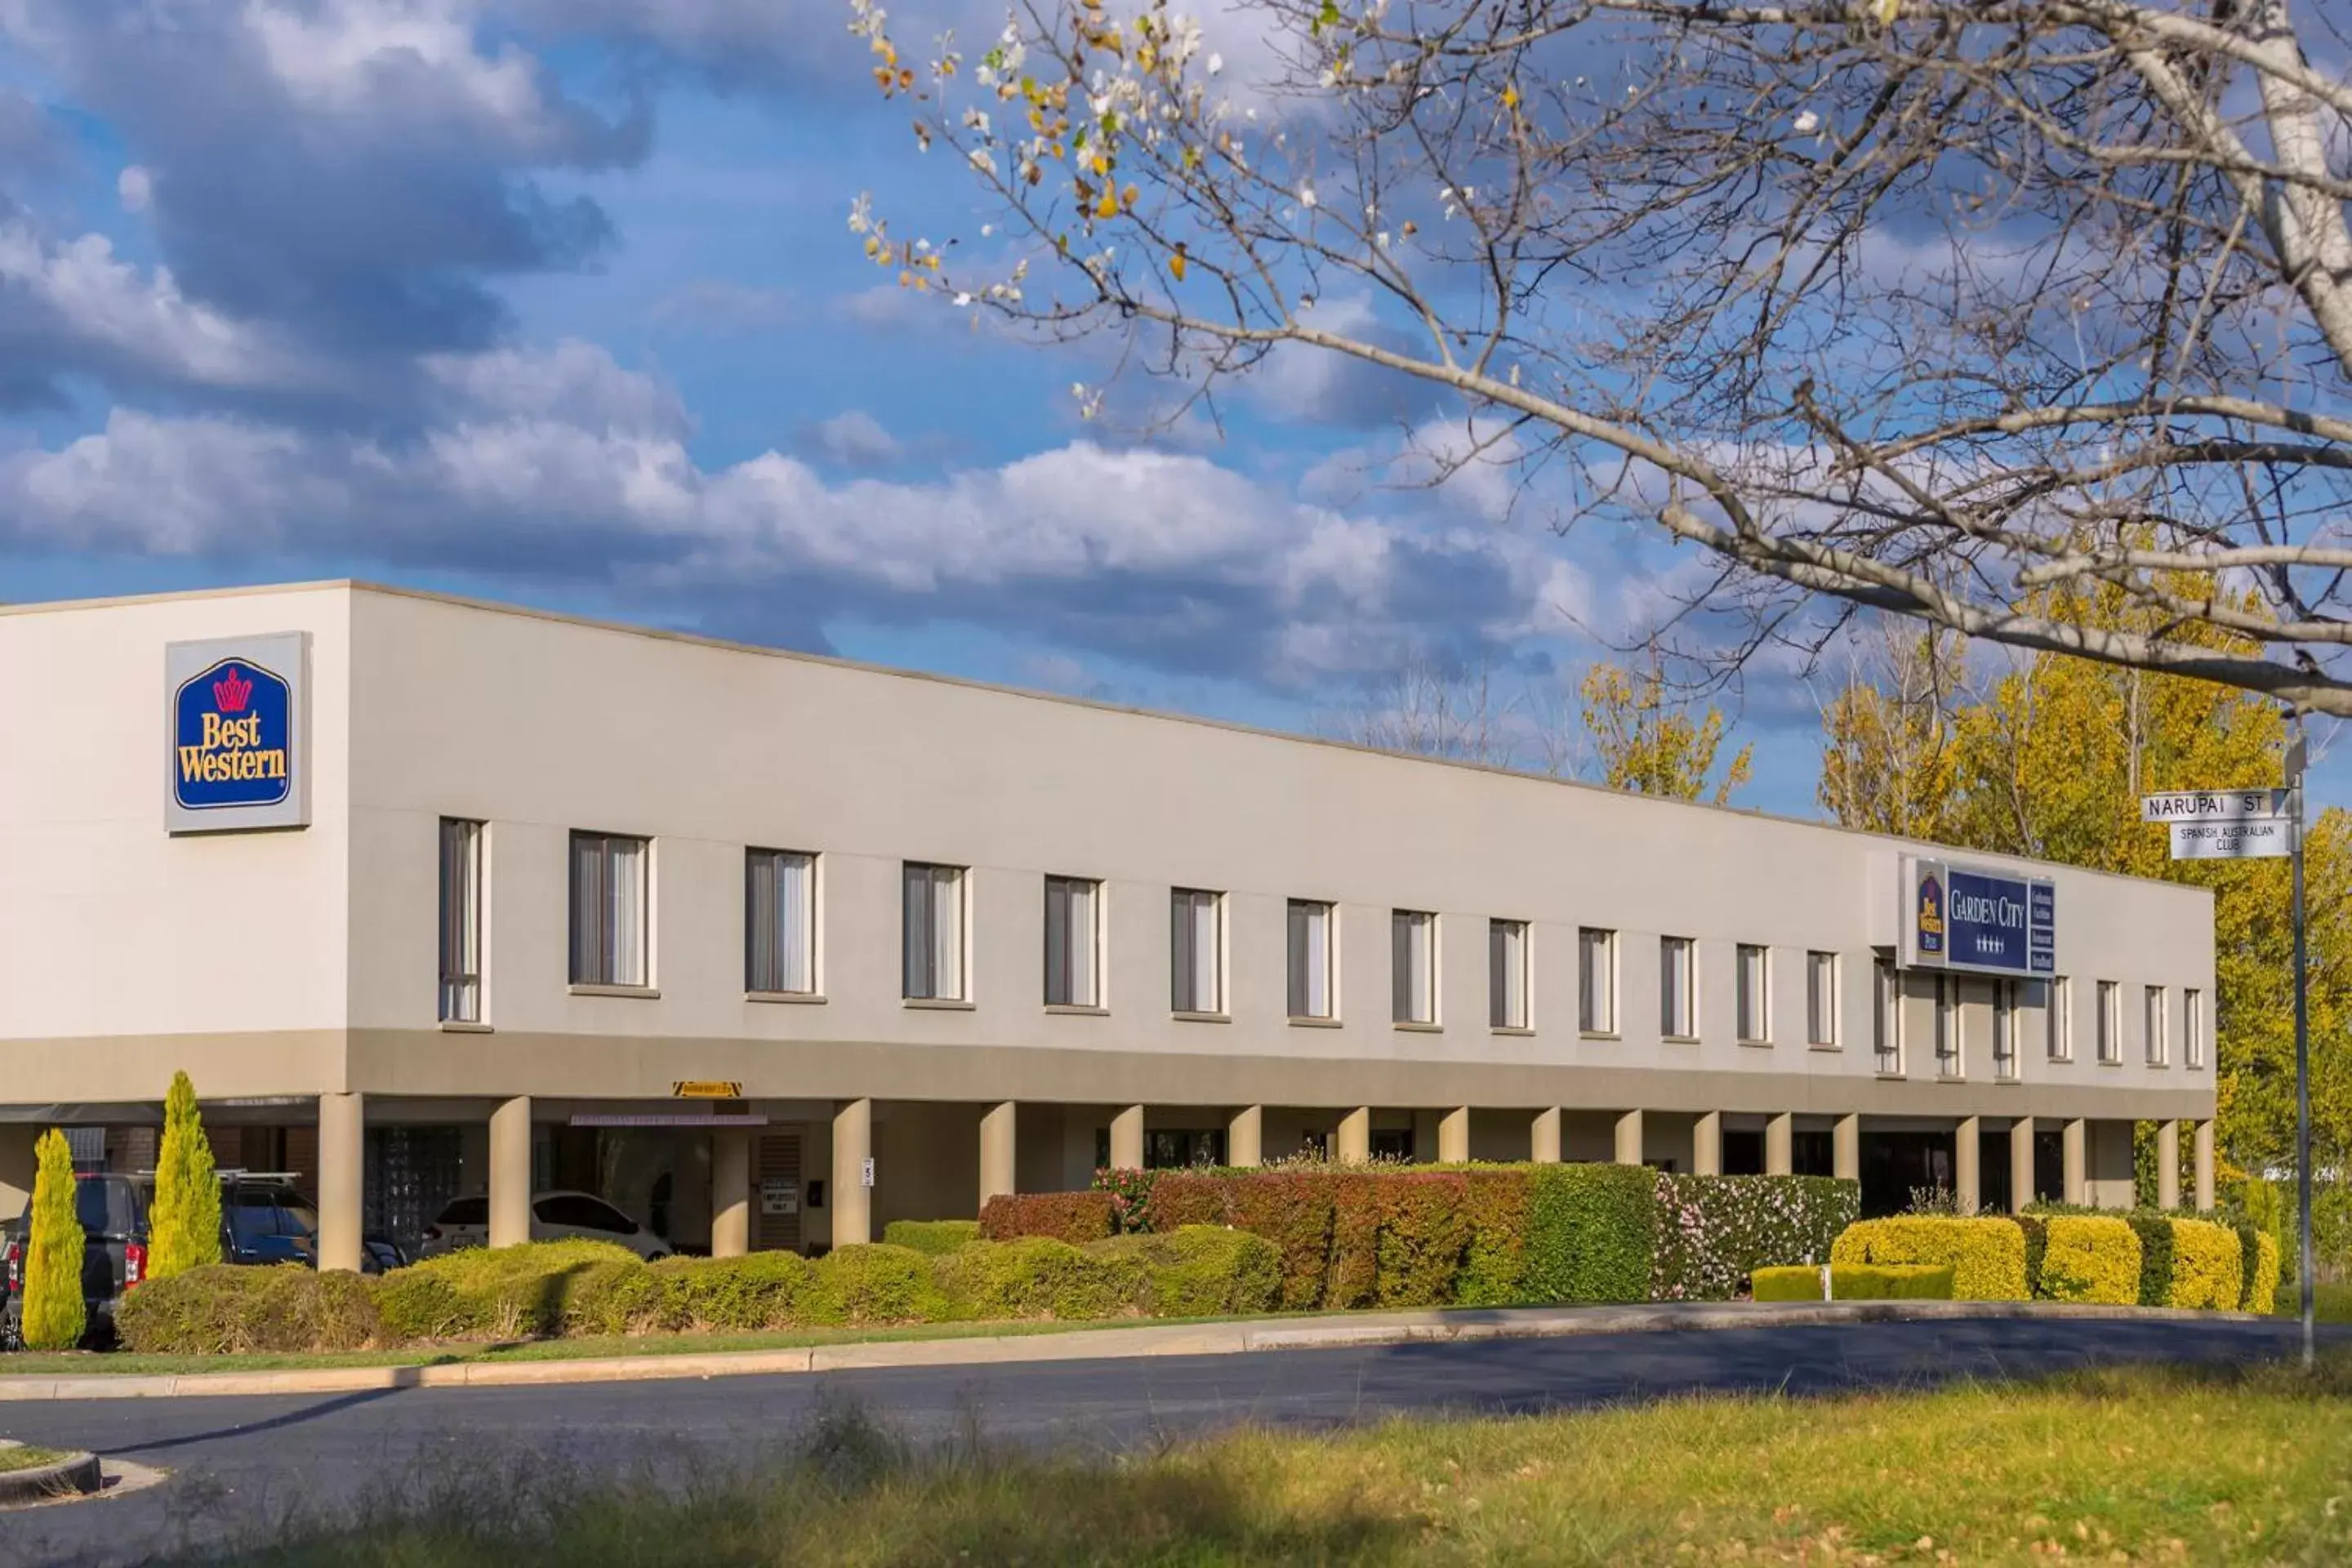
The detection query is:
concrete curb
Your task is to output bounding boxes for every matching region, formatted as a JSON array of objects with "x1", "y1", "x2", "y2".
[
  {"x1": 0, "y1": 1300, "x2": 2278, "y2": 1401},
  {"x1": 0, "y1": 1445, "x2": 104, "y2": 1505}
]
